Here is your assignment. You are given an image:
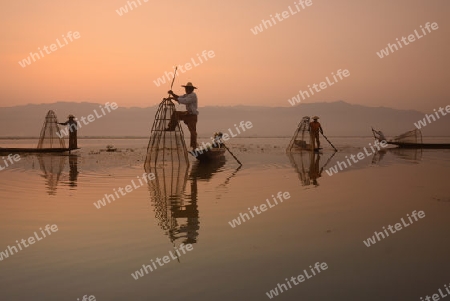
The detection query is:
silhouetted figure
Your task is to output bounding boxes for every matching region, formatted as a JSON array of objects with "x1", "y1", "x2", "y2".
[
  {"x1": 59, "y1": 115, "x2": 78, "y2": 149},
  {"x1": 309, "y1": 152, "x2": 322, "y2": 186},
  {"x1": 166, "y1": 82, "x2": 199, "y2": 150},
  {"x1": 68, "y1": 155, "x2": 79, "y2": 187},
  {"x1": 309, "y1": 116, "x2": 323, "y2": 150}
]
